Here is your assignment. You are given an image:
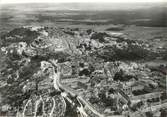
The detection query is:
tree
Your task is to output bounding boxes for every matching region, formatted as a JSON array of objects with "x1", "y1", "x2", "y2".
[{"x1": 0, "y1": 27, "x2": 70, "y2": 115}]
